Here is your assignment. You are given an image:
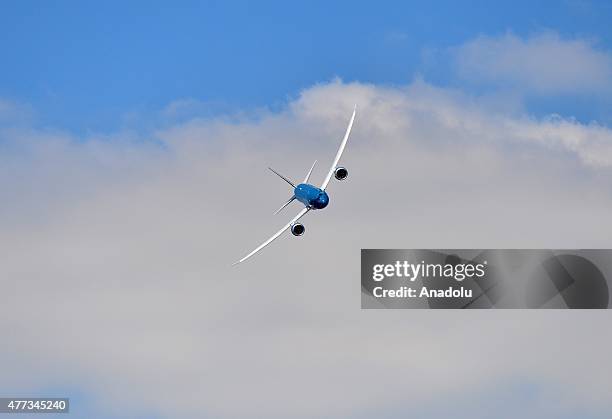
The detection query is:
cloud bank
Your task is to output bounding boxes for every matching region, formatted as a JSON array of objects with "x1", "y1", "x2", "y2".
[
  {"x1": 1, "y1": 79, "x2": 612, "y2": 418},
  {"x1": 453, "y1": 32, "x2": 612, "y2": 95}
]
